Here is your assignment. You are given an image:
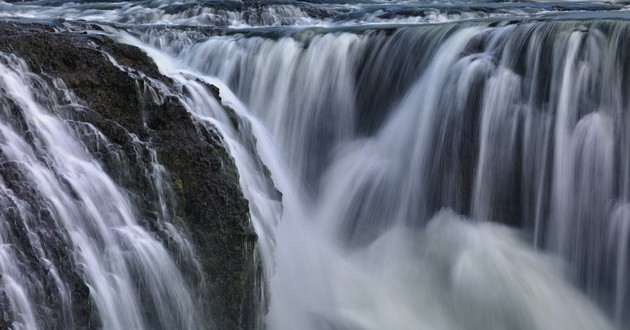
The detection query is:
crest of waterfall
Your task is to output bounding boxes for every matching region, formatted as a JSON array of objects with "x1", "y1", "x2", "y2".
[
  {"x1": 3, "y1": 0, "x2": 629, "y2": 28},
  {"x1": 0, "y1": 53, "x2": 204, "y2": 330}
]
